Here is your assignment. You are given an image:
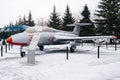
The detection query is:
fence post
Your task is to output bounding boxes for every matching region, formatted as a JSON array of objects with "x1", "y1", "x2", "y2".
[
  {"x1": 5, "y1": 44, "x2": 7, "y2": 53},
  {"x1": 8, "y1": 44, "x2": 10, "y2": 50},
  {"x1": 106, "y1": 42, "x2": 108, "y2": 49},
  {"x1": 66, "y1": 46, "x2": 69, "y2": 60},
  {"x1": 1, "y1": 45, "x2": 3, "y2": 57},
  {"x1": 97, "y1": 45, "x2": 100, "y2": 59},
  {"x1": 115, "y1": 42, "x2": 117, "y2": 51}
]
